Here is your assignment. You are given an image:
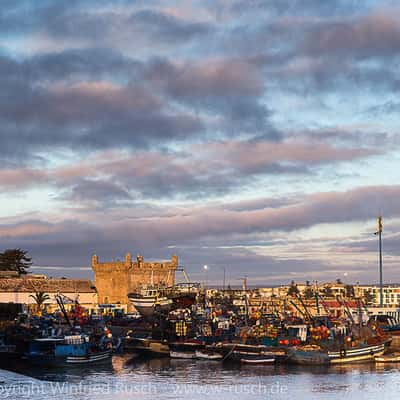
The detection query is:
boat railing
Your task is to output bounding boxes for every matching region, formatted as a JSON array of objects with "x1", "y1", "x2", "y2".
[{"x1": 64, "y1": 335, "x2": 87, "y2": 345}]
